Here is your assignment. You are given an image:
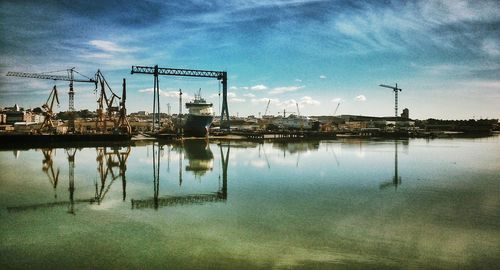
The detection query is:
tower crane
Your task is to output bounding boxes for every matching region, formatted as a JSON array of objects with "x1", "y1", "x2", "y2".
[
  {"x1": 6, "y1": 68, "x2": 96, "y2": 111},
  {"x1": 264, "y1": 99, "x2": 271, "y2": 117},
  {"x1": 333, "y1": 102, "x2": 340, "y2": 116},
  {"x1": 39, "y1": 85, "x2": 60, "y2": 134},
  {"x1": 379, "y1": 83, "x2": 402, "y2": 118},
  {"x1": 6, "y1": 68, "x2": 96, "y2": 131}
]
